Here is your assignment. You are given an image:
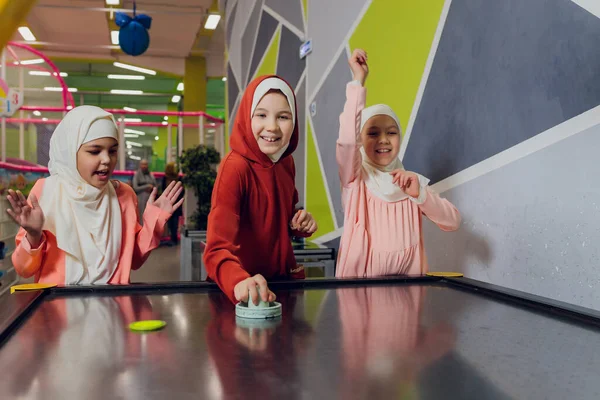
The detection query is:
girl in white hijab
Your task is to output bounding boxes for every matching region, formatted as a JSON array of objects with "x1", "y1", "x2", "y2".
[
  {"x1": 335, "y1": 49, "x2": 461, "y2": 278},
  {"x1": 8, "y1": 105, "x2": 184, "y2": 285}
]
